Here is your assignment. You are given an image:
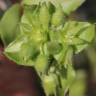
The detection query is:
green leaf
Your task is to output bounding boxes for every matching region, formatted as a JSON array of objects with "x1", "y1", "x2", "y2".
[
  {"x1": 54, "y1": 45, "x2": 68, "y2": 64},
  {"x1": 75, "y1": 44, "x2": 88, "y2": 53},
  {"x1": 63, "y1": 47, "x2": 73, "y2": 67},
  {"x1": 21, "y1": 6, "x2": 41, "y2": 31},
  {"x1": 39, "y1": 3, "x2": 51, "y2": 30},
  {"x1": 5, "y1": 35, "x2": 40, "y2": 66},
  {"x1": 0, "y1": 4, "x2": 20, "y2": 46},
  {"x1": 63, "y1": 37, "x2": 85, "y2": 45},
  {"x1": 60, "y1": 0, "x2": 85, "y2": 15},
  {"x1": 61, "y1": 21, "x2": 94, "y2": 53},
  {"x1": 51, "y1": 6, "x2": 65, "y2": 27},
  {"x1": 59, "y1": 48, "x2": 75, "y2": 93},
  {"x1": 62, "y1": 21, "x2": 90, "y2": 37},
  {"x1": 78, "y1": 24, "x2": 95, "y2": 42}
]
